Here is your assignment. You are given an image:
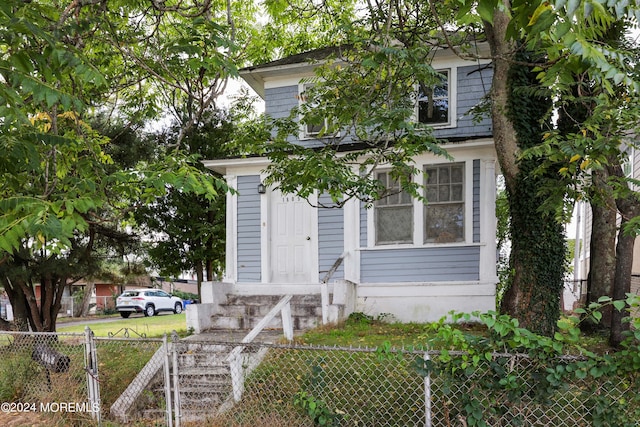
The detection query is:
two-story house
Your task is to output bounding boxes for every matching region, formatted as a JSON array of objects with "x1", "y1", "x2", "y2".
[{"x1": 188, "y1": 44, "x2": 499, "y2": 333}]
